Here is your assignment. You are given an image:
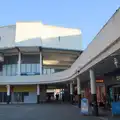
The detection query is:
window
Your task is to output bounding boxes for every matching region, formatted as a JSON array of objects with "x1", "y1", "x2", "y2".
[{"x1": 24, "y1": 92, "x2": 29, "y2": 96}]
